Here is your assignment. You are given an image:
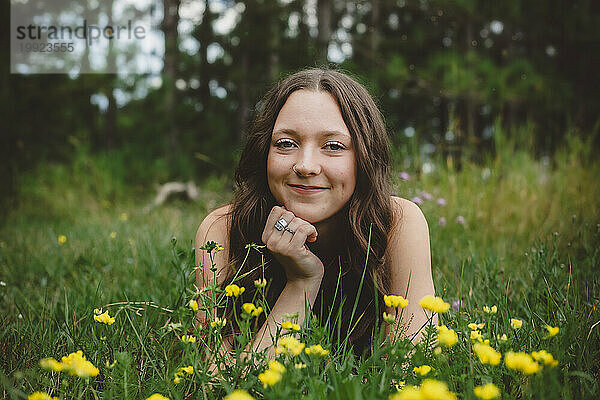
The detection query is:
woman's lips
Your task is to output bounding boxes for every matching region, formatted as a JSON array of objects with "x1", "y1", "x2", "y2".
[{"x1": 288, "y1": 184, "x2": 328, "y2": 194}]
